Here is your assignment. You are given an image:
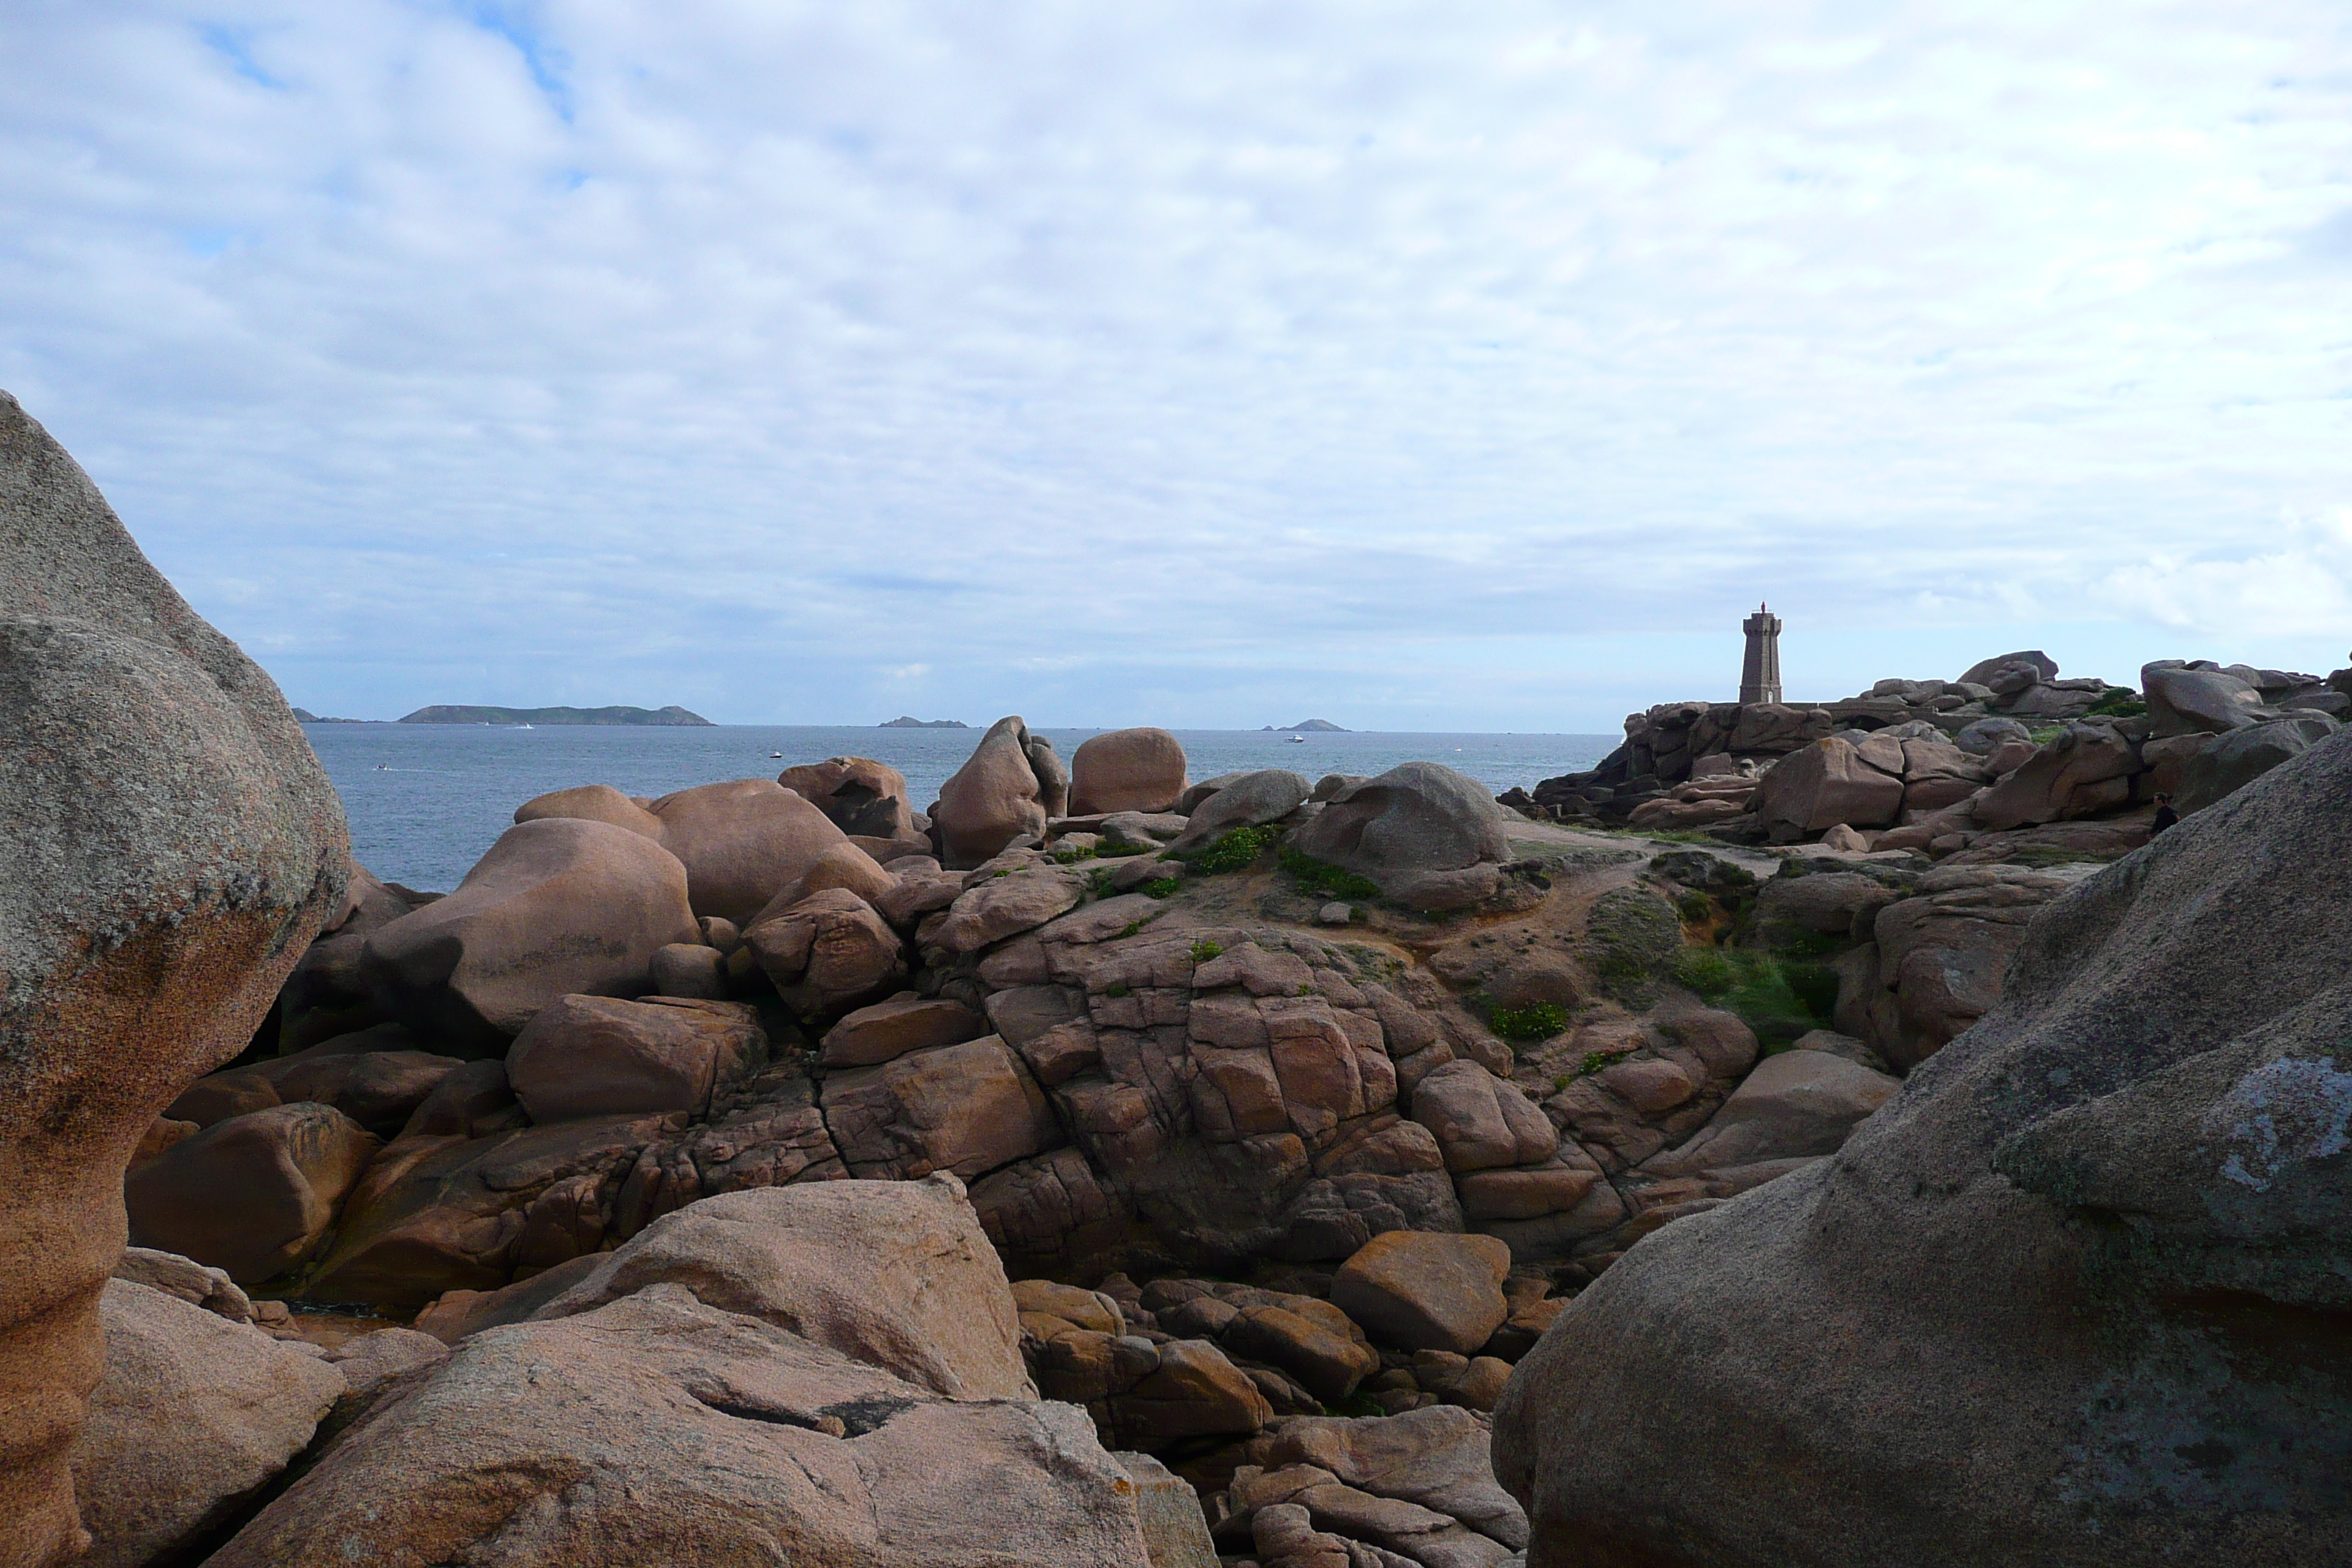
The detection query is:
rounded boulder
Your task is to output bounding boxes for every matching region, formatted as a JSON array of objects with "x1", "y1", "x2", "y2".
[
  {"x1": 362, "y1": 817, "x2": 699, "y2": 1054},
  {"x1": 1070, "y1": 728, "x2": 1188, "y2": 815}
]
